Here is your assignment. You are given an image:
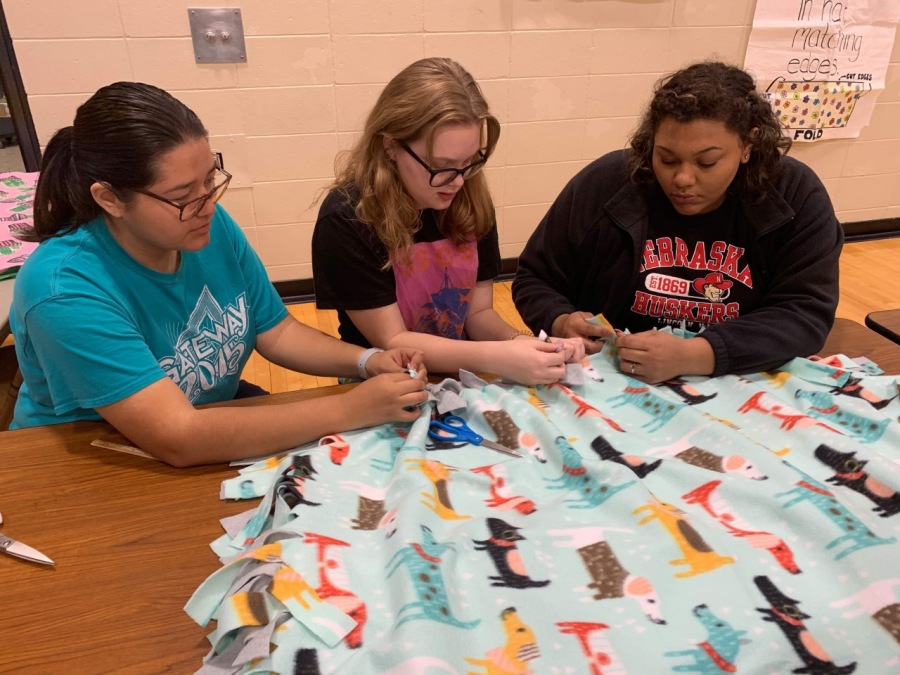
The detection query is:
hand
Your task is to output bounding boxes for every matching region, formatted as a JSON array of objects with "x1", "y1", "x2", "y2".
[
  {"x1": 342, "y1": 372, "x2": 428, "y2": 427},
  {"x1": 548, "y1": 336, "x2": 586, "y2": 363},
  {"x1": 616, "y1": 330, "x2": 715, "y2": 383},
  {"x1": 366, "y1": 348, "x2": 427, "y2": 380},
  {"x1": 551, "y1": 312, "x2": 616, "y2": 355},
  {"x1": 491, "y1": 339, "x2": 567, "y2": 385},
  {"x1": 512, "y1": 333, "x2": 582, "y2": 362}
]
